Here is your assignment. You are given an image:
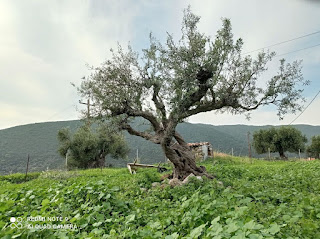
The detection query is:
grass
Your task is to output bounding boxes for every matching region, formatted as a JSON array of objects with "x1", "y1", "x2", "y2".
[{"x1": 1, "y1": 156, "x2": 320, "y2": 238}]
